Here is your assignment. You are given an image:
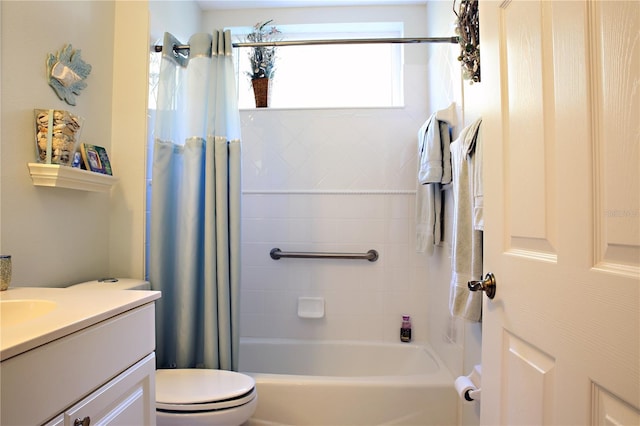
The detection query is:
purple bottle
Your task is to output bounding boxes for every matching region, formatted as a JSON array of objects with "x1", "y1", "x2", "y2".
[{"x1": 400, "y1": 315, "x2": 412, "y2": 342}]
